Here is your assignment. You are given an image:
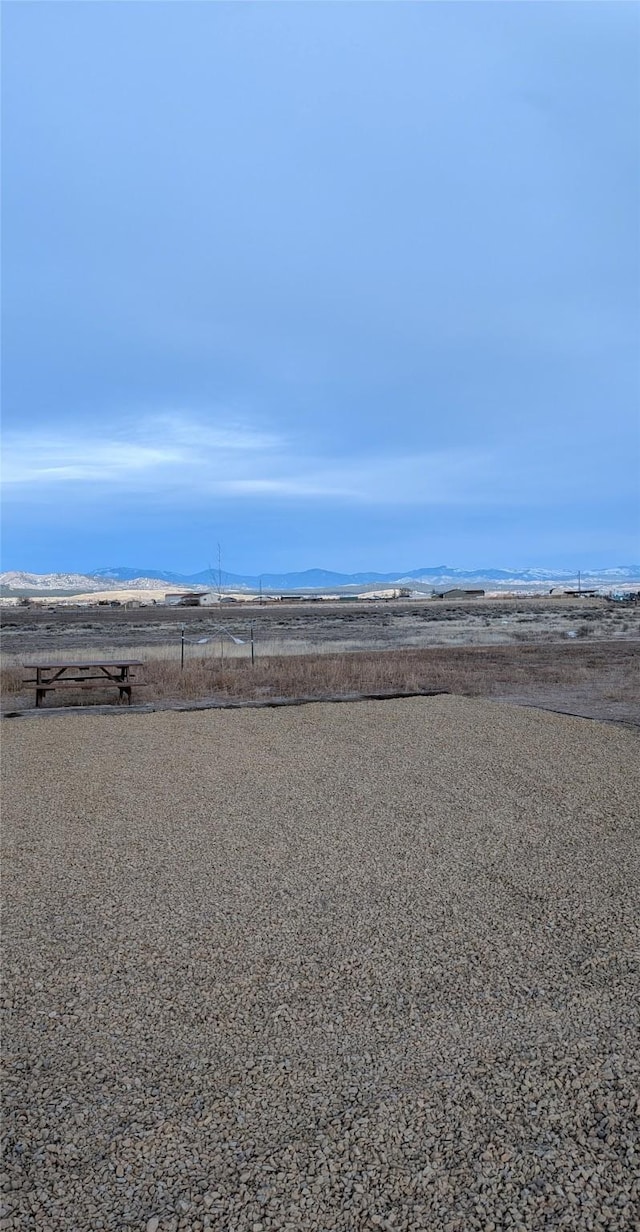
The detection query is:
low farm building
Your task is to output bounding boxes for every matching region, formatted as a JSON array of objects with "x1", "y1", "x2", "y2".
[
  {"x1": 434, "y1": 588, "x2": 485, "y2": 599},
  {"x1": 164, "y1": 592, "x2": 202, "y2": 606},
  {"x1": 164, "y1": 591, "x2": 233, "y2": 607}
]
